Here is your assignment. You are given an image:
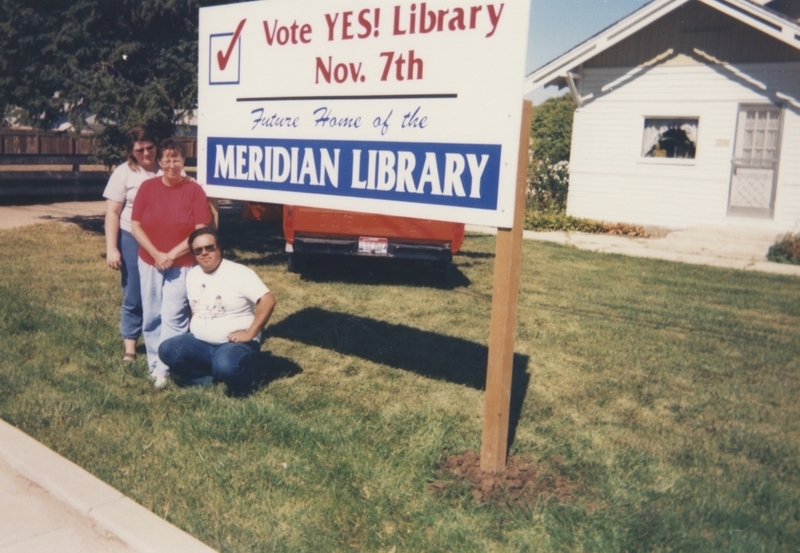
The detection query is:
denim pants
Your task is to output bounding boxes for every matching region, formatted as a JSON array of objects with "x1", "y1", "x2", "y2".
[
  {"x1": 119, "y1": 230, "x2": 142, "y2": 340},
  {"x1": 138, "y1": 259, "x2": 191, "y2": 377},
  {"x1": 158, "y1": 333, "x2": 259, "y2": 392}
]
